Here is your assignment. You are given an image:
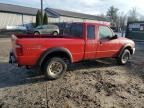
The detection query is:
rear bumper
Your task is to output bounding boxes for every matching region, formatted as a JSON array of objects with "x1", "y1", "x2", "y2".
[
  {"x1": 9, "y1": 51, "x2": 38, "y2": 66},
  {"x1": 9, "y1": 52, "x2": 36, "y2": 69}
]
